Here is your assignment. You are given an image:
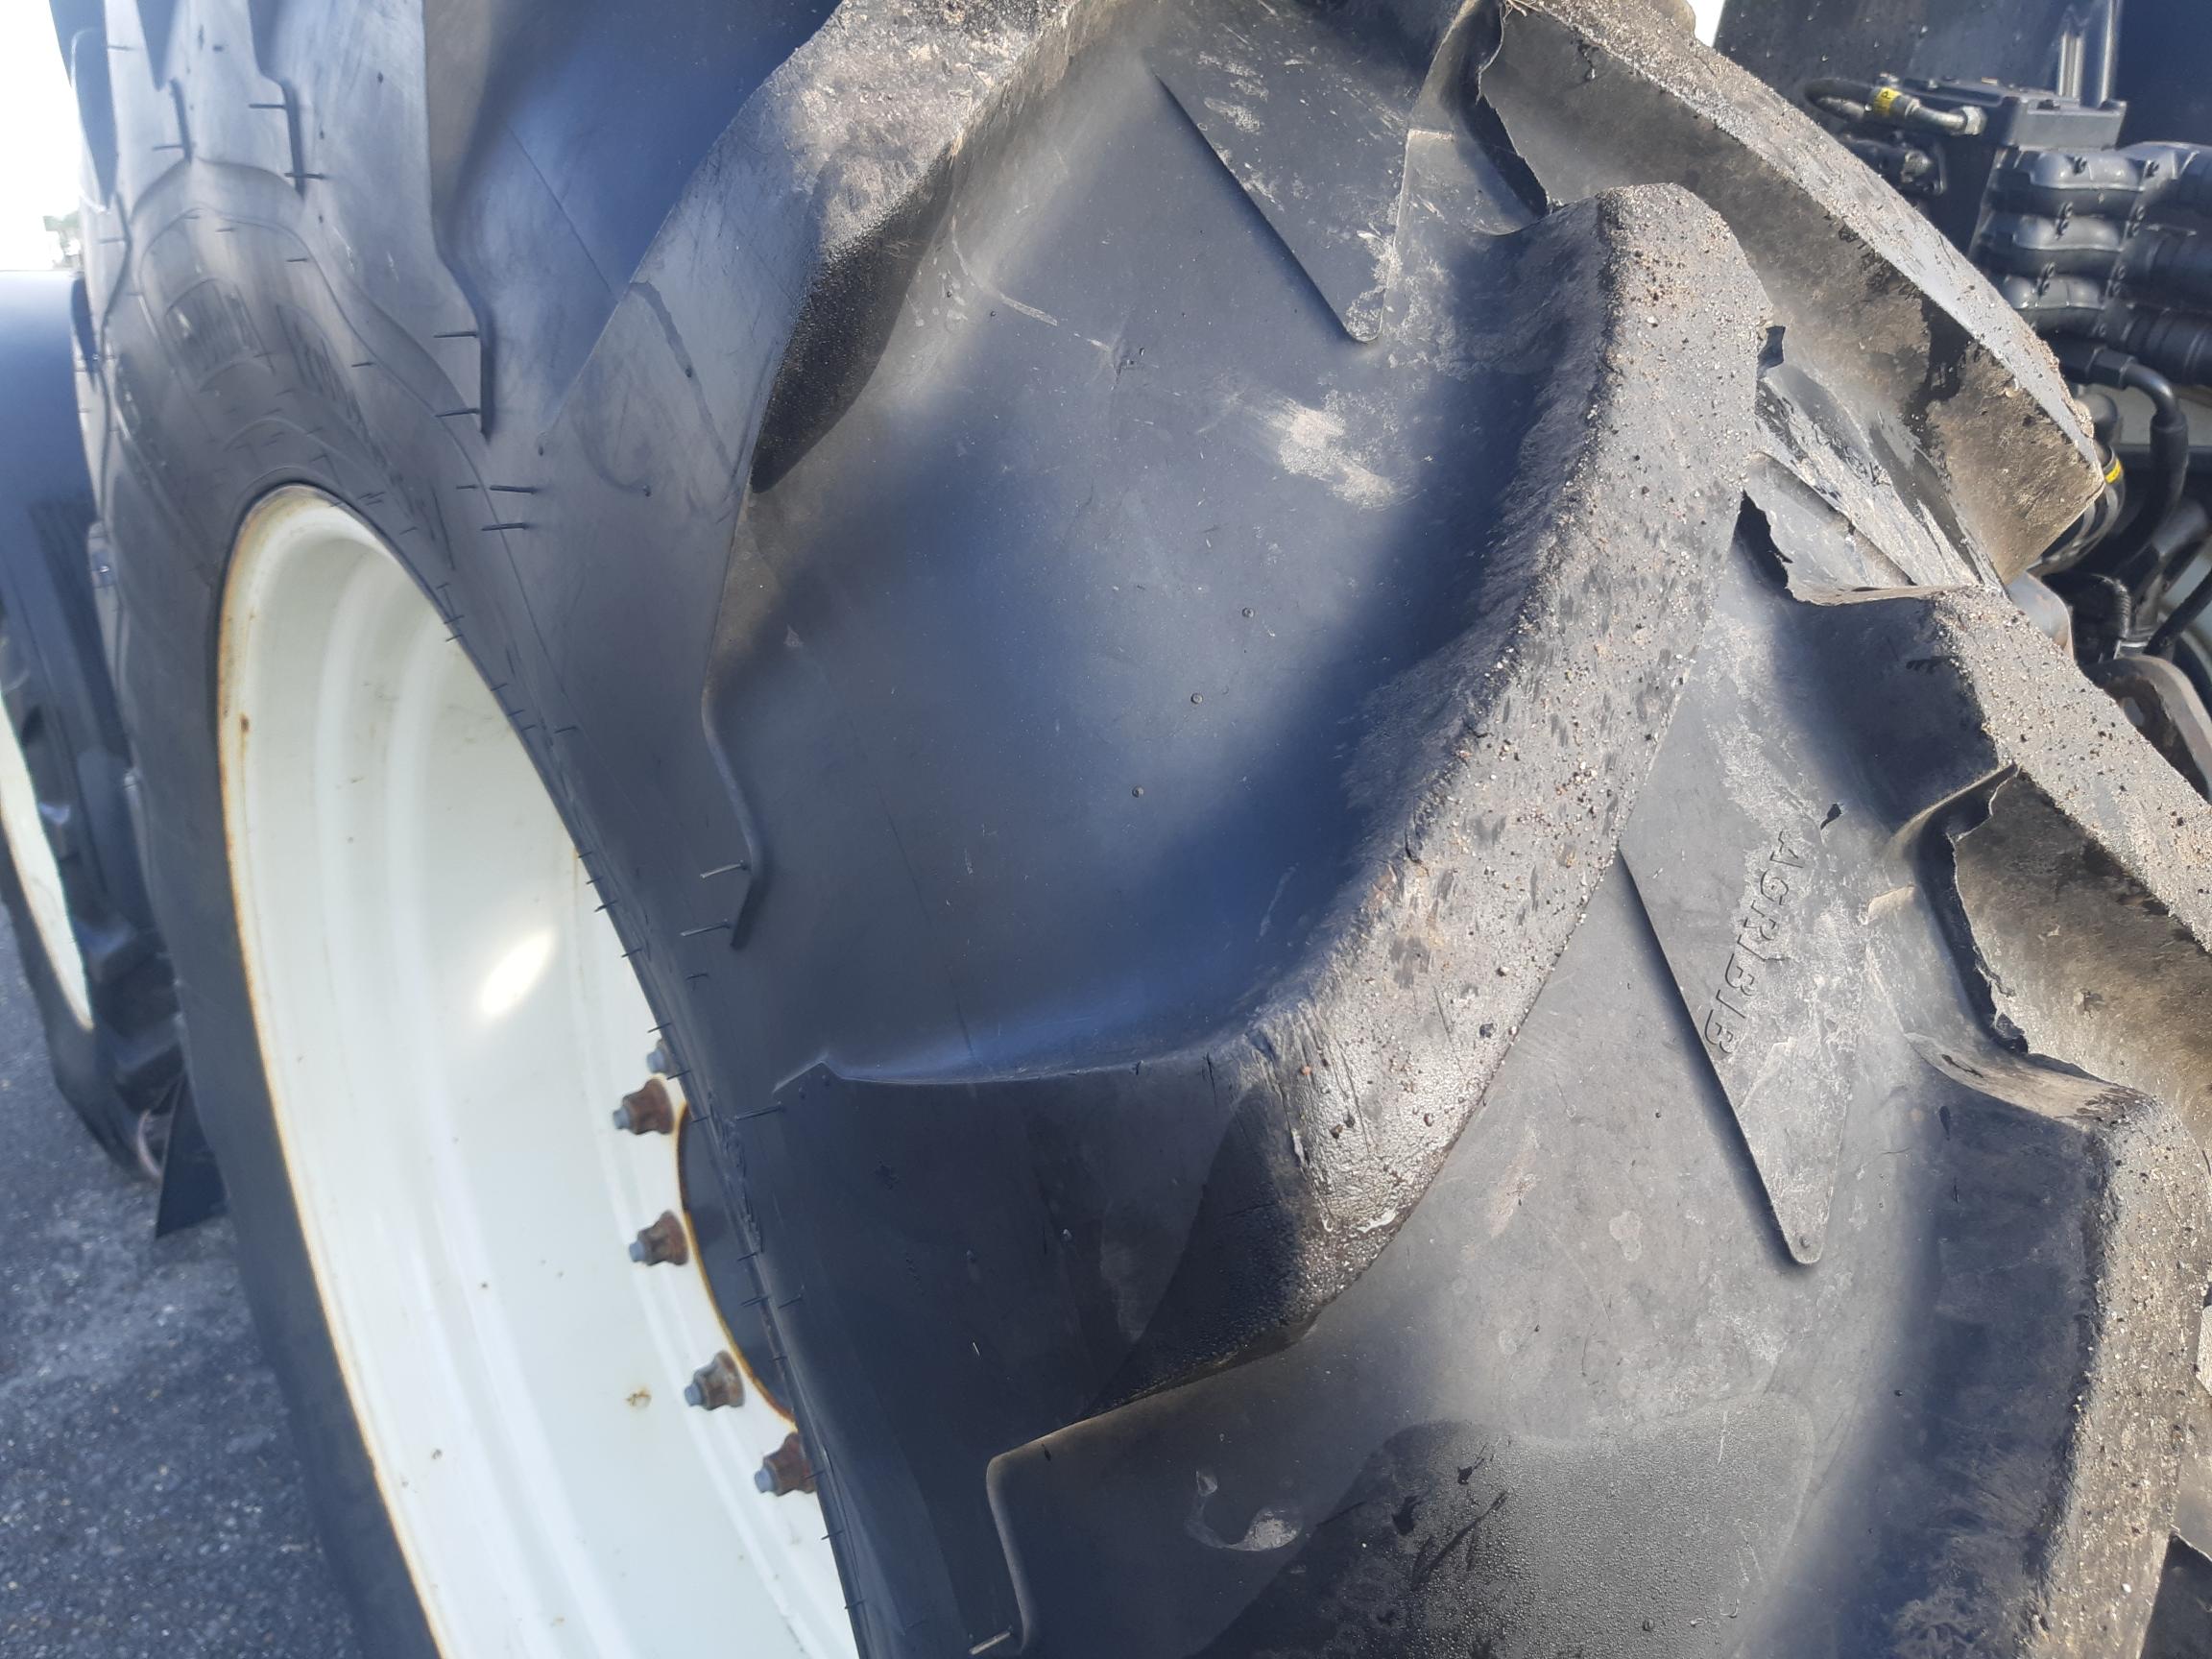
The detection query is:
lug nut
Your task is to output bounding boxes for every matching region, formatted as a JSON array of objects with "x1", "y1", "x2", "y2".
[
  {"x1": 684, "y1": 1351, "x2": 744, "y2": 1411},
  {"x1": 629, "y1": 1211, "x2": 690, "y2": 1266},
  {"x1": 755, "y1": 1431, "x2": 816, "y2": 1496},
  {"x1": 612, "y1": 1076, "x2": 675, "y2": 1135},
  {"x1": 646, "y1": 1045, "x2": 671, "y2": 1075}
]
